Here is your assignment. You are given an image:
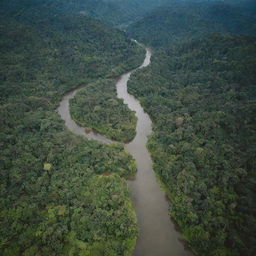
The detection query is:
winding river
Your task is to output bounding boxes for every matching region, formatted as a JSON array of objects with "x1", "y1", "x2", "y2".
[{"x1": 58, "y1": 45, "x2": 192, "y2": 256}]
